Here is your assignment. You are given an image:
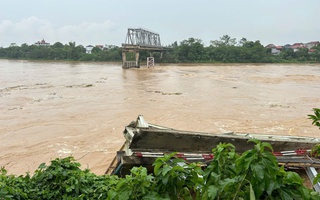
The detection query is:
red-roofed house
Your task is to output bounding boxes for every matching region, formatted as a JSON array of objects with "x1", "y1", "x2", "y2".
[
  {"x1": 293, "y1": 43, "x2": 304, "y2": 46},
  {"x1": 271, "y1": 46, "x2": 283, "y2": 55},
  {"x1": 265, "y1": 44, "x2": 283, "y2": 54},
  {"x1": 308, "y1": 49, "x2": 316, "y2": 53},
  {"x1": 290, "y1": 43, "x2": 305, "y2": 52},
  {"x1": 35, "y1": 39, "x2": 50, "y2": 47}
]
